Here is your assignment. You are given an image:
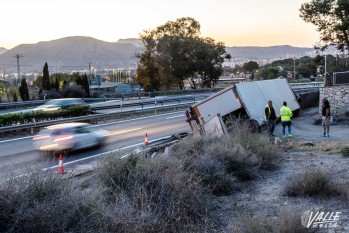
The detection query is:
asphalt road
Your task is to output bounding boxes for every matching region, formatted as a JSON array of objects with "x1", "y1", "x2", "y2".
[
  {"x1": 274, "y1": 107, "x2": 349, "y2": 141},
  {"x1": 0, "y1": 111, "x2": 189, "y2": 179}
]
